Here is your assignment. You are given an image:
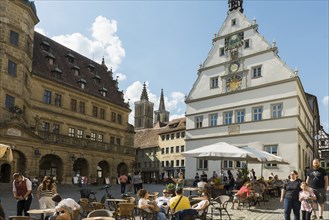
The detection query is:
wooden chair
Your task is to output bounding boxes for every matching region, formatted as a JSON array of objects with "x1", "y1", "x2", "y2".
[
  {"x1": 136, "y1": 207, "x2": 157, "y2": 220},
  {"x1": 211, "y1": 195, "x2": 231, "y2": 220},
  {"x1": 115, "y1": 203, "x2": 135, "y2": 220},
  {"x1": 91, "y1": 201, "x2": 104, "y2": 210}
]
